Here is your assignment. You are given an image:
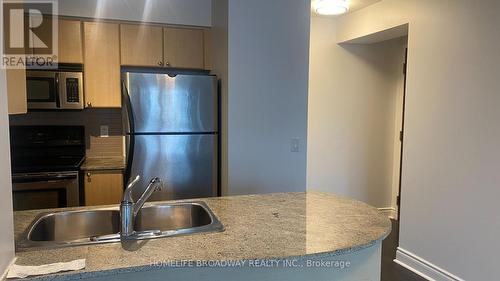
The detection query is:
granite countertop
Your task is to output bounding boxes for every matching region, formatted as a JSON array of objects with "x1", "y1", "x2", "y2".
[
  {"x1": 80, "y1": 157, "x2": 126, "y2": 171},
  {"x1": 12, "y1": 192, "x2": 391, "y2": 280}
]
